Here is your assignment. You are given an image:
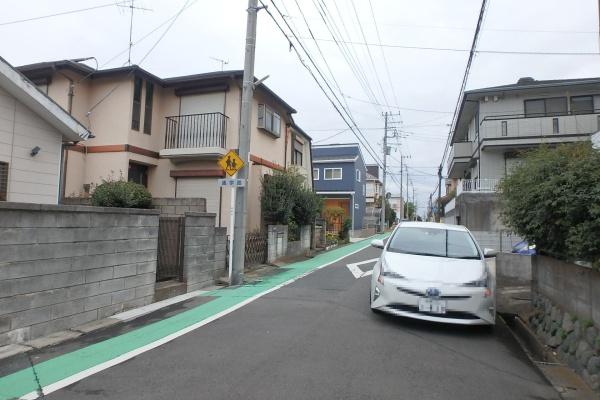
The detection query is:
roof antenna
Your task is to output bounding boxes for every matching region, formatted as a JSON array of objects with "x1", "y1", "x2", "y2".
[
  {"x1": 210, "y1": 57, "x2": 229, "y2": 71},
  {"x1": 117, "y1": 1, "x2": 152, "y2": 66}
]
